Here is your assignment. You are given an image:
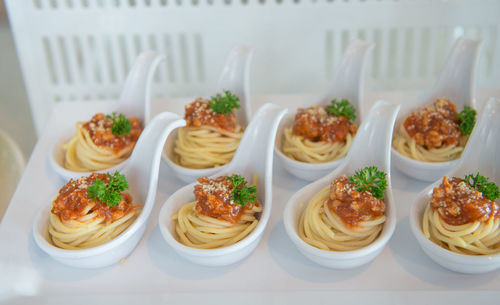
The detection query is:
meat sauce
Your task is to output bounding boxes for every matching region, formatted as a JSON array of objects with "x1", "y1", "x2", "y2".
[
  {"x1": 430, "y1": 176, "x2": 499, "y2": 226},
  {"x1": 403, "y1": 98, "x2": 461, "y2": 149},
  {"x1": 184, "y1": 98, "x2": 237, "y2": 132},
  {"x1": 194, "y1": 176, "x2": 259, "y2": 224},
  {"x1": 292, "y1": 105, "x2": 357, "y2": 143},
  {"x1": 51, "y1": 173, "x2": 139, "y2": 223},
  {"x1": 327, "y1": 176, "x2": 386, "y2": 227},
  {"x1": 82, "y1": 113, "x2": 142, "y2": 154}
]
